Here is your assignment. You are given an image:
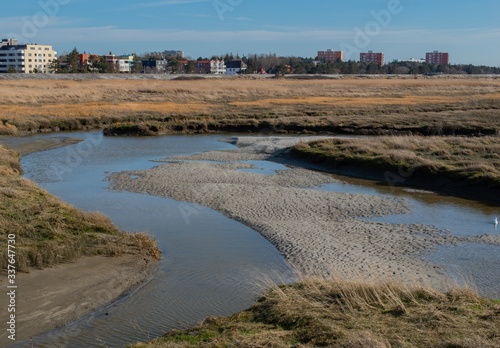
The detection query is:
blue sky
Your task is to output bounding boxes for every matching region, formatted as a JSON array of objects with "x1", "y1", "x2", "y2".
[{"x1": 2, "y1": 0, "x2": 500, "y2": 65}]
